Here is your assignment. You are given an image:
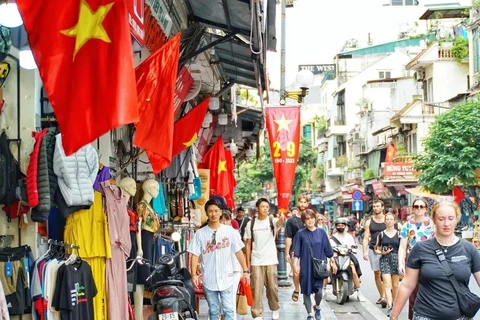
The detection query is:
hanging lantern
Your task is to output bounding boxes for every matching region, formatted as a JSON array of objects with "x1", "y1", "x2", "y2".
[
  {"x1": 218, "y1": 112, "x2": 228, "y2": 125},
  {"x1": 0, "y1": 2, "x2": 23, "y2": 28},
  {"x1": 229, "y1": 140, "x2": 238, "y2": 156},
  {"x1": 208, "y1": 97, "x2": 220, "y2": 110}
]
